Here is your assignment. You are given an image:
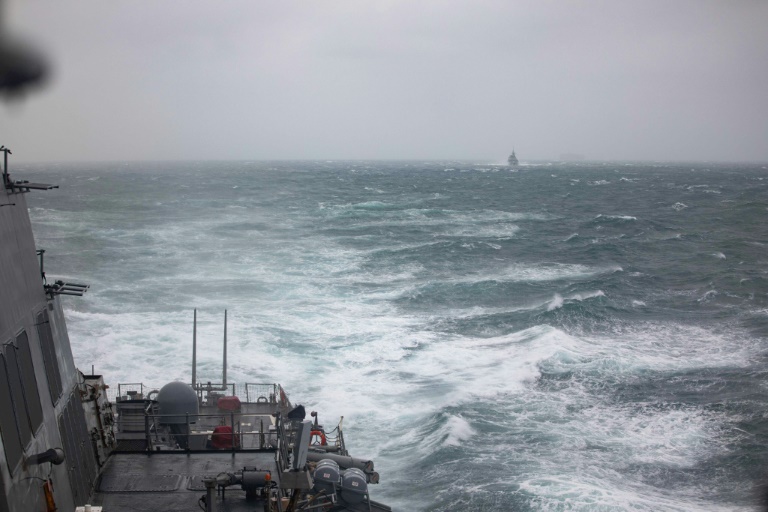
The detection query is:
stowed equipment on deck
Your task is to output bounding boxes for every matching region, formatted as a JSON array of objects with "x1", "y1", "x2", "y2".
[{"x1": 102, "y1": 310, "x2": 389, "y2": 512}]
